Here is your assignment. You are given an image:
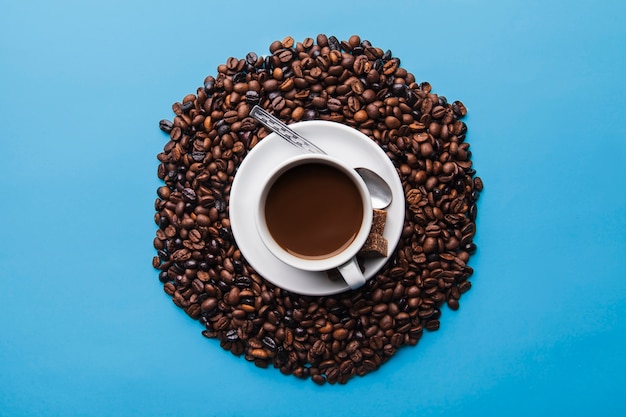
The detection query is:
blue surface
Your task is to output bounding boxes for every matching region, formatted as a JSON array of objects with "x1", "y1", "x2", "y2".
[{"x1": 1, "y1": 0, "x2": 625, "y2": 416}]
